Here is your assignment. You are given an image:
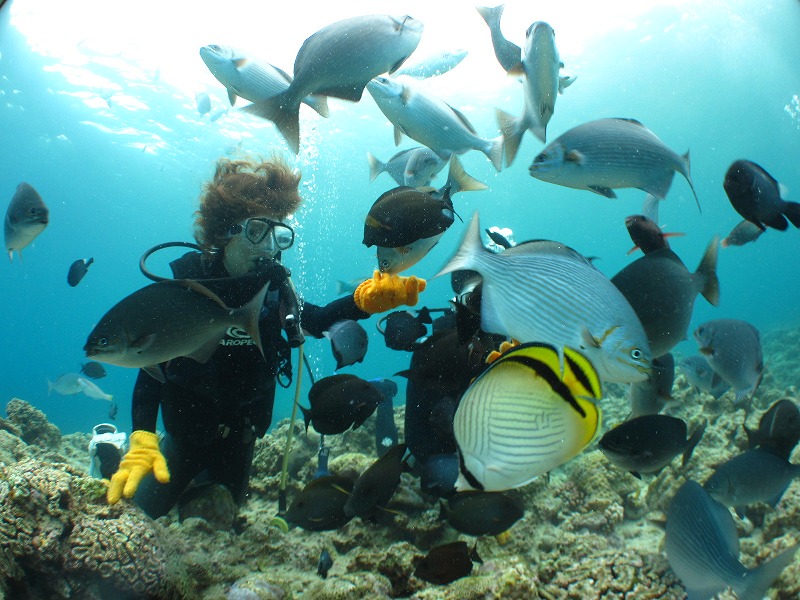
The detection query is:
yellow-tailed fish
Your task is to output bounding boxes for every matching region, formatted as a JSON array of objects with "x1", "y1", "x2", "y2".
[
  {"x1": 454, "y1": 342, "x2": 602, "y2": 492},
  {"x1": 437, "y1": 212, "x2": 652, "y2": 383}
]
